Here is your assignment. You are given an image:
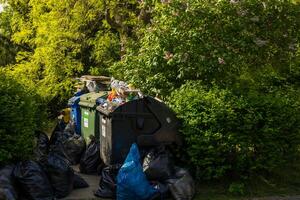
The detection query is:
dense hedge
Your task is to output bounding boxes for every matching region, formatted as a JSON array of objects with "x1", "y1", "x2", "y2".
[
  {"x1": 169, "y1": 81, "x2": 300, "y2": 179},
  {"x1": 112, "y1": 0, "x2": 300, "y2": 96},
  {"x1": 0, "y1": 72, "x2": 39, "y2": 164},
  {"x1": 110, "y1": 0, "x2": 300, "y2": 180}
]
